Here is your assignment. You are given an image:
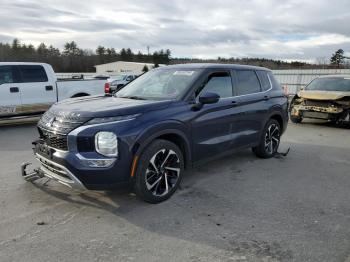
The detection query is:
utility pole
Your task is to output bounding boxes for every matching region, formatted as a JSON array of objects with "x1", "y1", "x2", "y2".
[{"x1": 147, "y1": 46, "x2": 150, "y2": 56}]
